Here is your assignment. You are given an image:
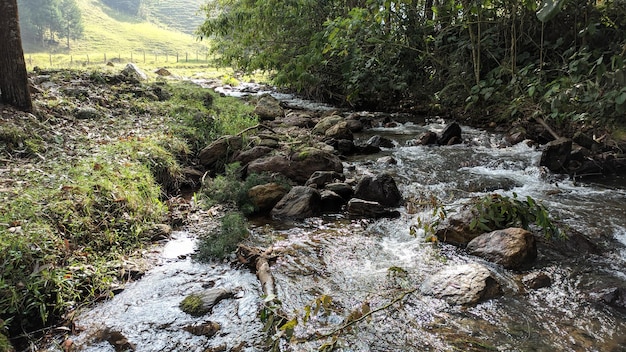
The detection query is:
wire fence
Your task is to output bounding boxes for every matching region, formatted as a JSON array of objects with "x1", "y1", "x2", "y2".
[{"x1": 25, "y1": 50, "x2": 215, "y2": 69}]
